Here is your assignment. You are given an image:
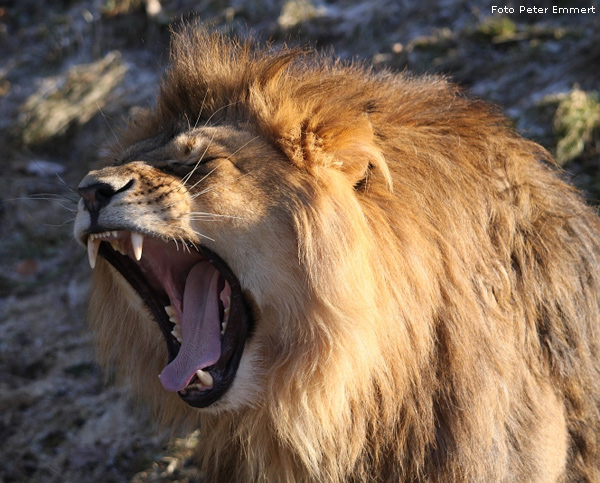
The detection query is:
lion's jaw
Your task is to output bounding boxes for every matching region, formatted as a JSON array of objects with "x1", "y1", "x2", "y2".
[{"x1": 74, "y1": 125, "x2": 297, "y2": 411}]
